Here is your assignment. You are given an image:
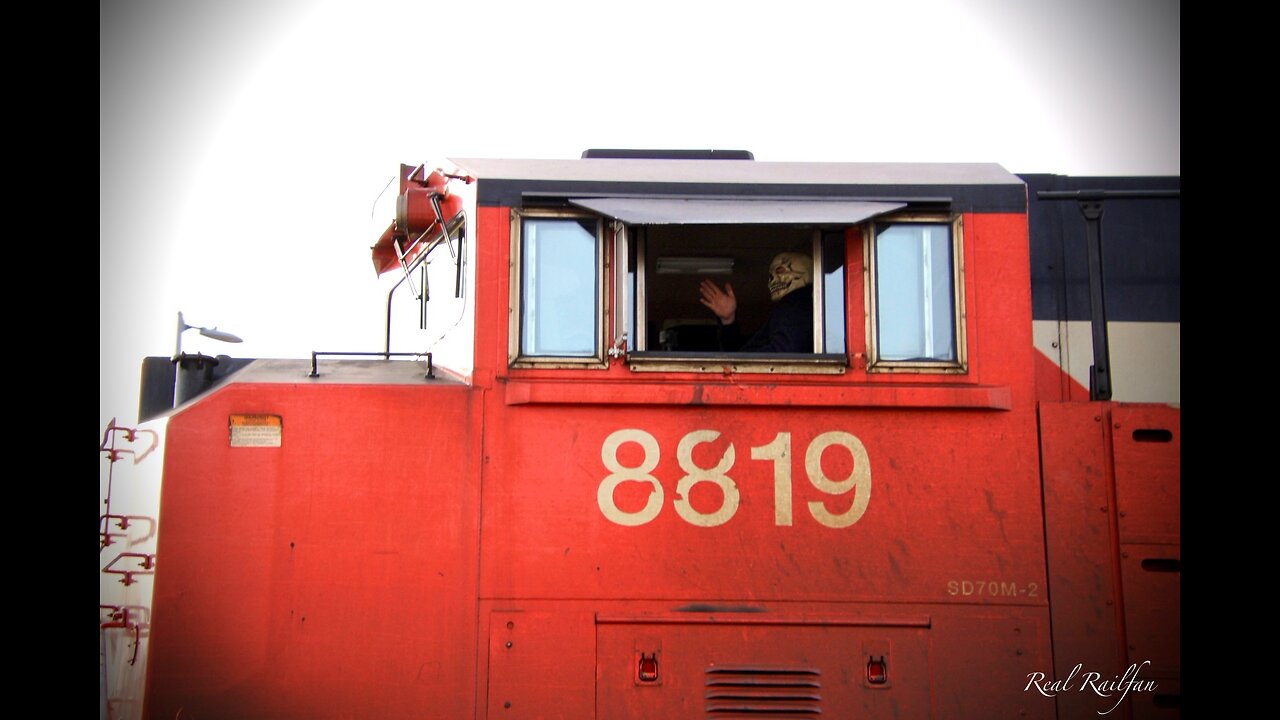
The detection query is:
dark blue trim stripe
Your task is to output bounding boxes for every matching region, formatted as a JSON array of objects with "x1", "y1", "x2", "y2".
[{"x1": 1022, "y1": 174, "x2": 1180, "y2": 323}]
